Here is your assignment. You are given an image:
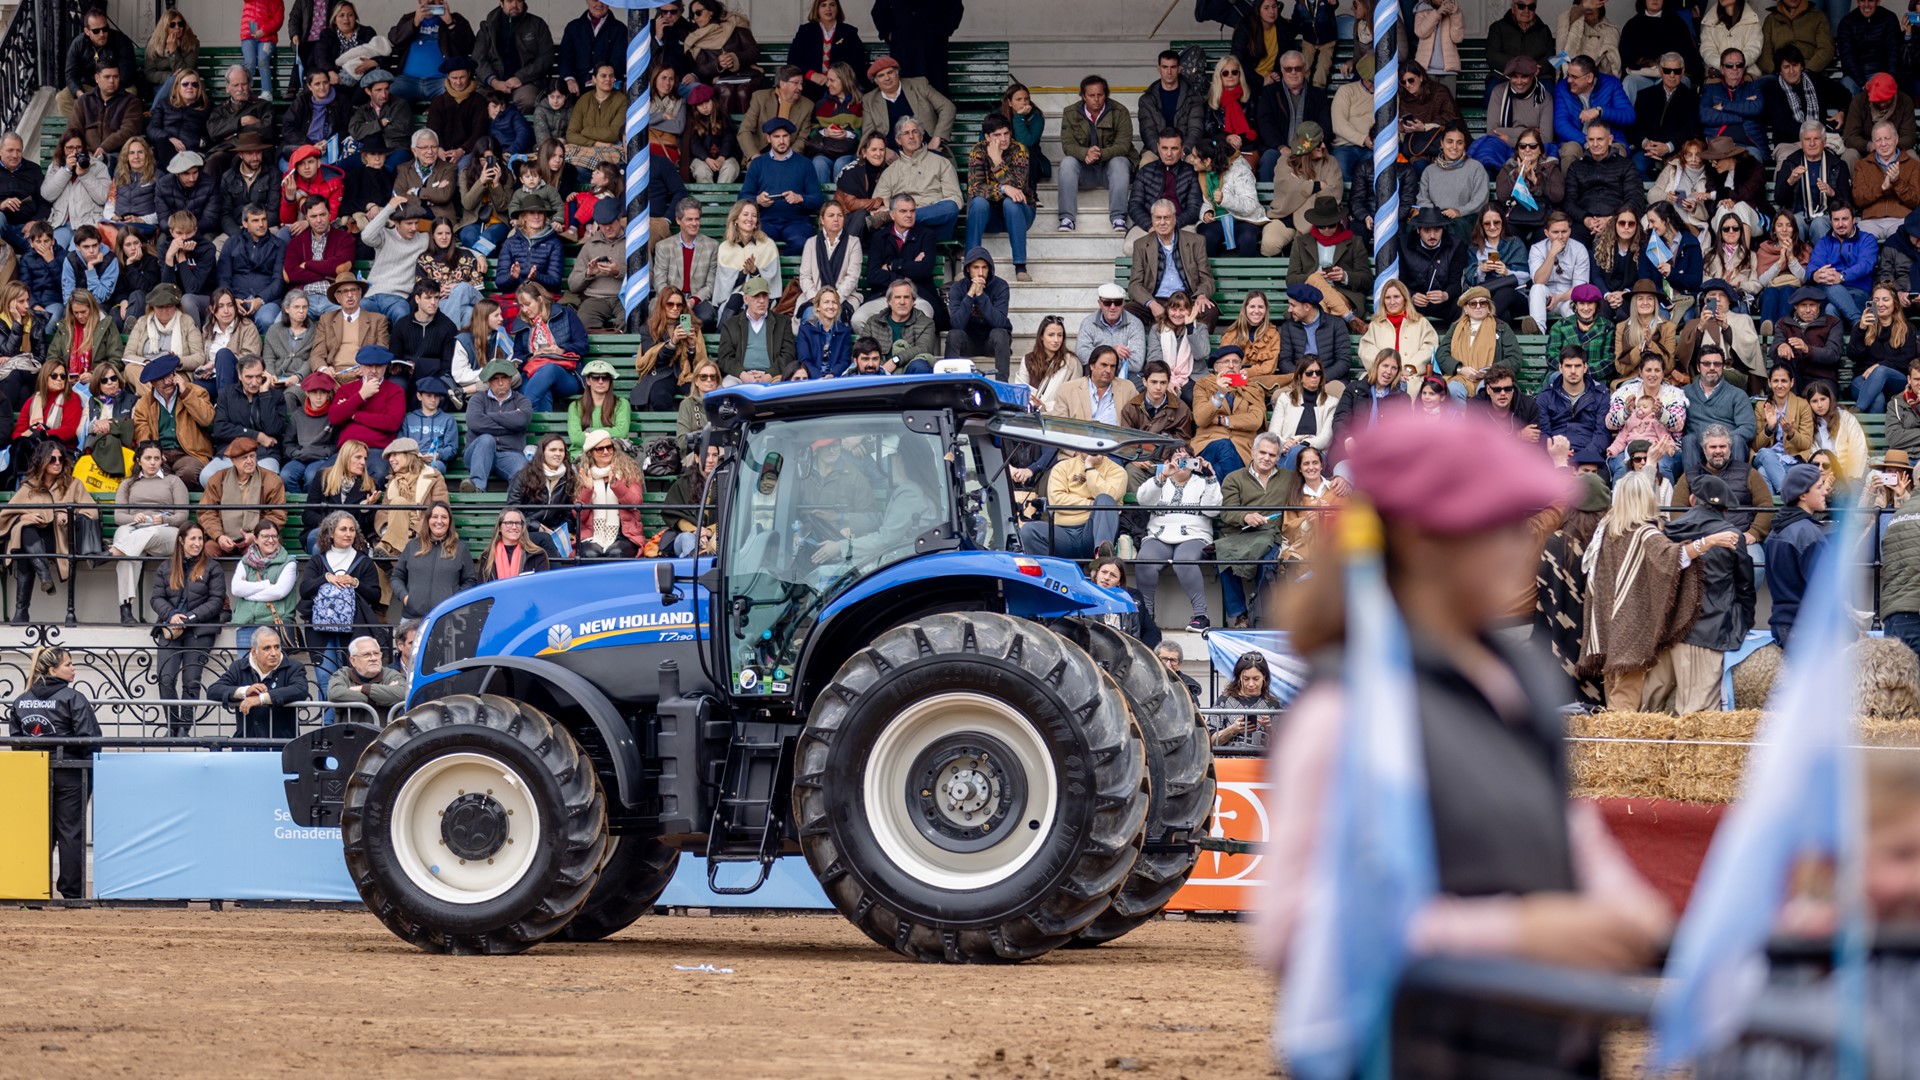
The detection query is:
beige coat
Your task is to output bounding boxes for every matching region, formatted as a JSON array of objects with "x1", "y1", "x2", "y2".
[
  {"x1": 376, "y1": 467, "x2": 449, "y2": 554},
  {"x1": 870, "y1": 147, "x2": 963, "y2": 214},
  {"x1": 737, "y1": 89, "x2": 816, "y2": 159},
  {"x1": 121, "y1": 311, "x2": 207, "y2": 383},
  {"x1": 1053, "y1": 377, "x2": 1138, "y2": 423},
  {"x1": 0, "y1": 477, "x2": 99, "y2": 581},
  {"x1": 1358, "y1": 314, "x2": 1441, "y2": 380},
  {"x1": 310, "y1": 309, "x2": 393, "y2": 377},
  {"x1": 1556, "y1": 11, "x2": 1622, "y2": 75},
  {"x1": 1261, "y1": 151, "x2": 1345, "y2": 255},
  {"x1": 1190, "y1": 373, "x2": 1267, "y2": 464},
  {"x1": 1331, "y1": 81, "x2": 1372, "y2": 150},
  {"x1": 1412, "y1": 4, "x2": 1466, "y2": 73},
  {"x1": 858, "y1": 78, "x2": 957, "y2": 146},
  {"x1": 1043, "y1": 455, "x2": 1128, "y2": 527}
]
